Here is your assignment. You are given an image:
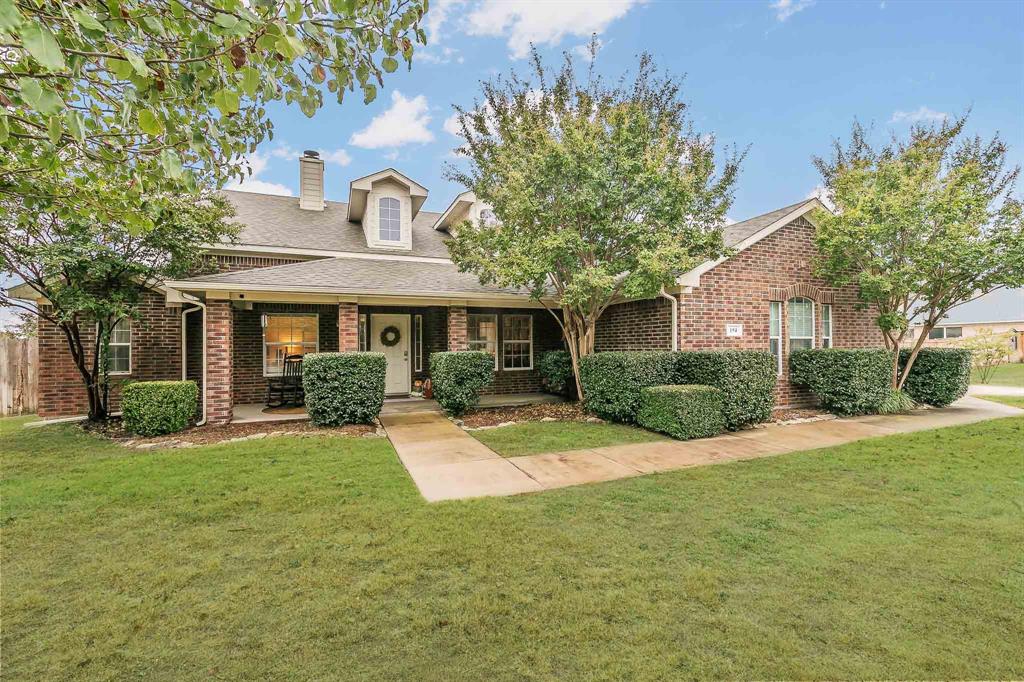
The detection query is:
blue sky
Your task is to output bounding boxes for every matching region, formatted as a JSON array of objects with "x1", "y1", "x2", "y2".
[{"x1": 228, "y1": 0, "x2": 1024, "y2": 222}]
